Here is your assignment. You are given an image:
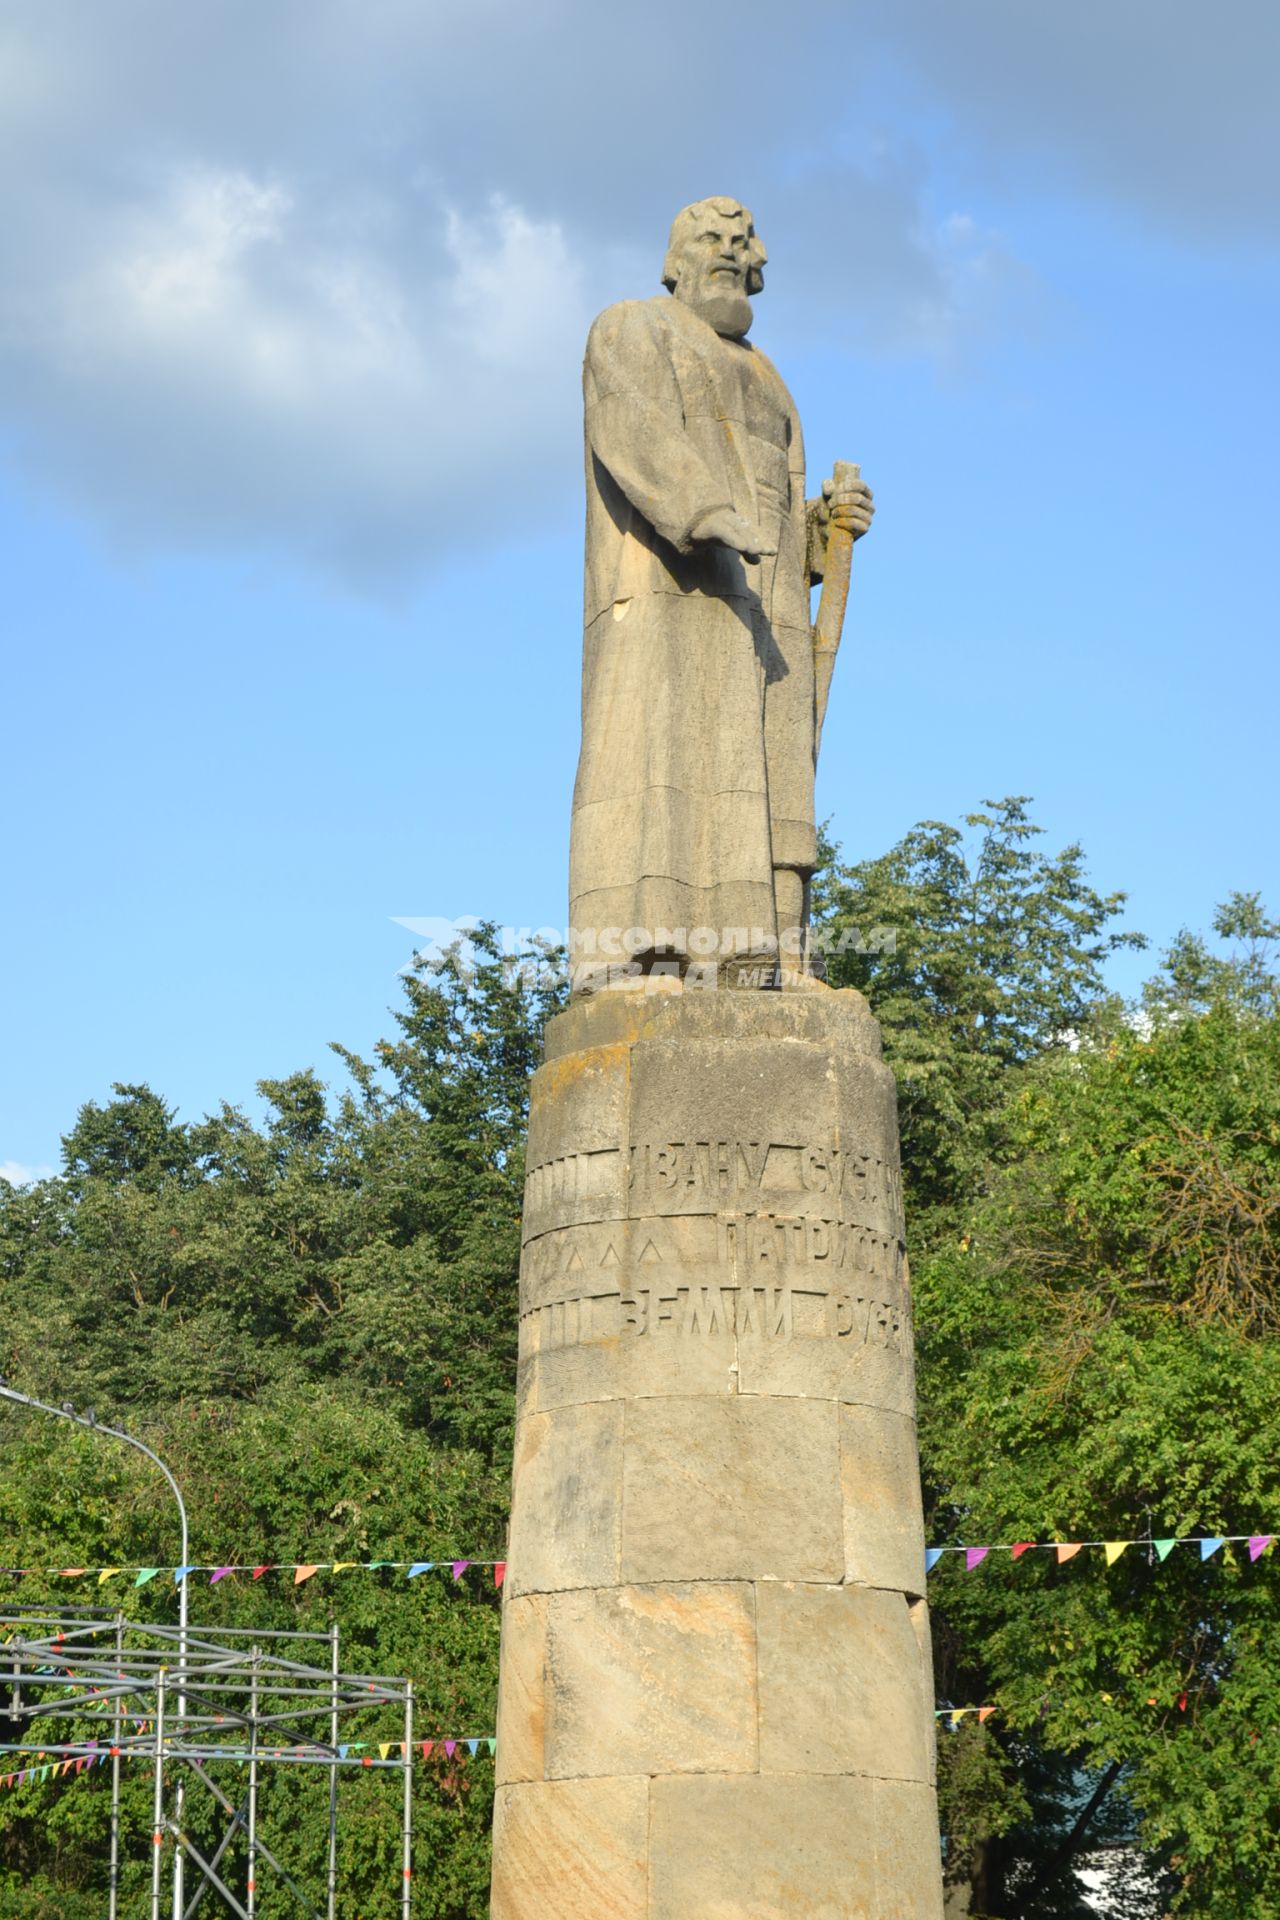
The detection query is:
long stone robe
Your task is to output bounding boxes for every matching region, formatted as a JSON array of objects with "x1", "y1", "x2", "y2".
[{"x1": 569, "y1": 295, "x2": 818, "y2": 979}]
